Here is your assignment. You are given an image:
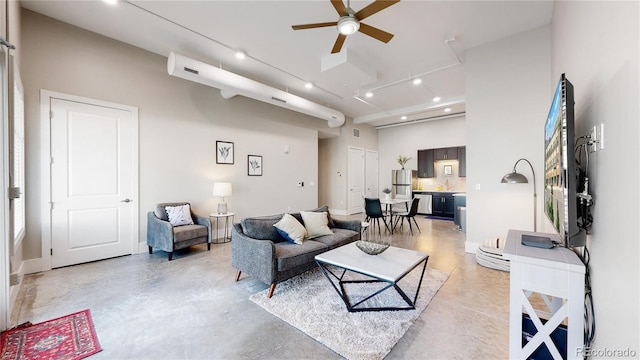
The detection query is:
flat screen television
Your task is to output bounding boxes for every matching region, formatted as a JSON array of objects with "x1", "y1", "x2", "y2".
[{"x1": 543, "y1": 74, "x2": 586, "y2": 248}]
